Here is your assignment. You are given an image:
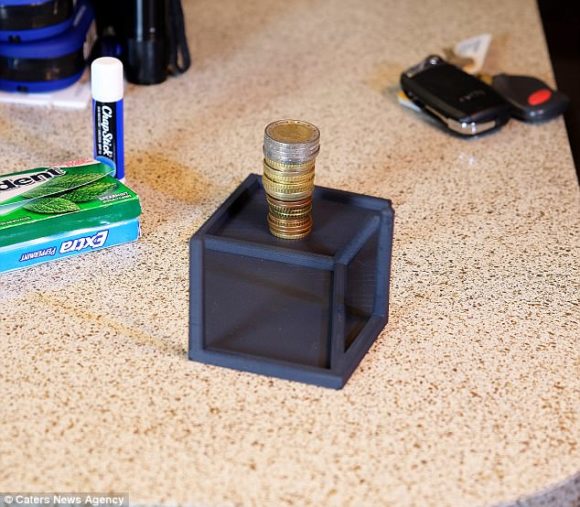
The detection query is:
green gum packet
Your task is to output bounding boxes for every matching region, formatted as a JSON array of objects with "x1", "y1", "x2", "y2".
[{"x1": 0, "y1": 160, "x2": 141, "y2": 249}]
